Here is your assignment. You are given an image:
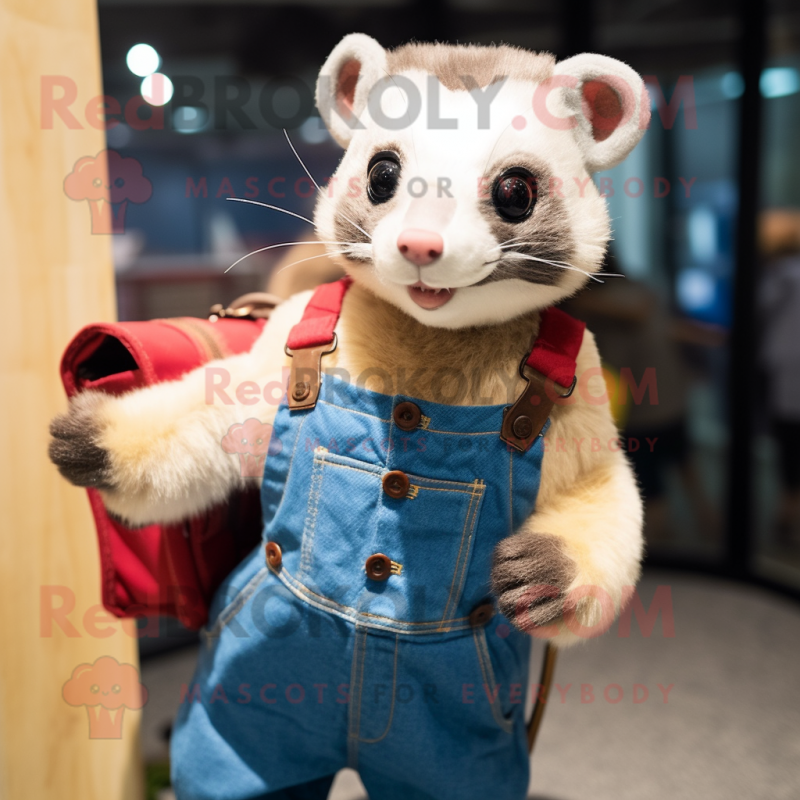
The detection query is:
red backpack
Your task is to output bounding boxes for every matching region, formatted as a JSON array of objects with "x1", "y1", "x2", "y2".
[
  {"x1": 59, "y1": 295, "x2": 278, "y2": 630},
  {"x1": 60, "y1": 282, "x2": 583, "y2": 751},
  {"x1": 60, "y1": 285, "x2": 584, "y2": 636}
]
